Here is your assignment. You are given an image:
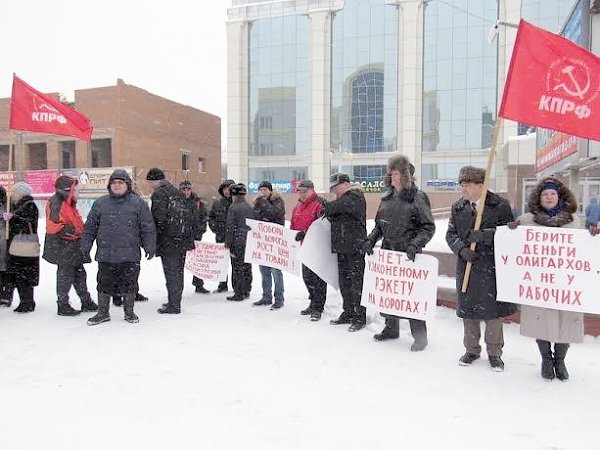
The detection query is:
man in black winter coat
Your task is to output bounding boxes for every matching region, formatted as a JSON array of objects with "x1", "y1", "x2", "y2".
[
  {"x1": 209, "y1": 179, "x2": 235, "y2": 293},
  {"x1": 179, "y1": 180, "x2": 210, "y2": 294},
  {"x1": 365, "y1": 156, "x2": 435, "y2": 351},
  {"x1": 224, "y1": 184, "x2": 253, "y2": 301},
  {"x1": 252, "y1": 181, "x2": 286, "y2": 309},
  {"x1": 147, "y1": 168, "x2": 195, "y2": 314},
  {"x1": 323, "y1": 173, "x2": 368, "y2": 332},
  {"x1": 445, "y1": 166, "x2": 515, "y2": 372},
  {"x1": 82, "y1": 169, "x2": 156, "y2": 325}
]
